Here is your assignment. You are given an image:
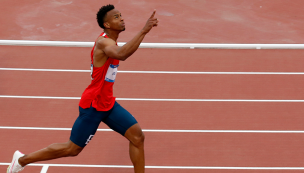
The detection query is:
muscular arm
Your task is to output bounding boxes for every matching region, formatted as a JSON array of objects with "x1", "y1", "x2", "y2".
[{"x1": 98, "y1": 10, "x2": 158, "y2": 61}]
